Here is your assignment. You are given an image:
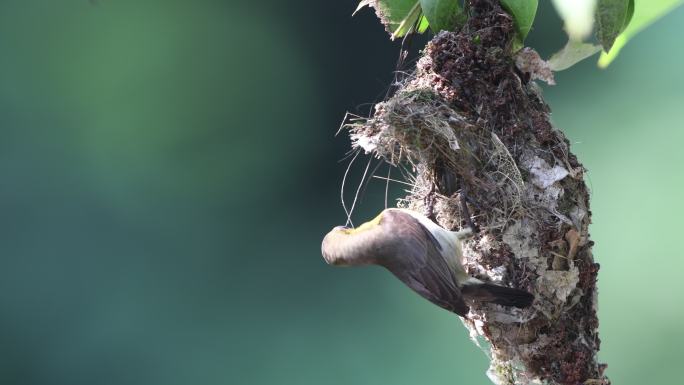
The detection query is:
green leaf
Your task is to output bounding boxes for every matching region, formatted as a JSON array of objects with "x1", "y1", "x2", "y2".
[
  {"x1": 354, "y1": 0, "x2": 424, "y2": 39},
  {"x1": 499, "y1": 0, "x2": 539, "y2": 42},
  {"x1": 392, "y1": 2, "x2": 424, "y2": 38},
  {"x1": 595, "y1": 0, "x2": 631, "y2": 51},
  {"x1": 548, "y1": 40, "x2": 602, "y2": 71},
  {"x1": 355, "y1": 0, "x2": 466, "y2": 39},
  {"x1": 624, "y1": 0, "x2": 635, "y2": 28},
  {"x1": 598, "y1": 0, "x2": 684, "y2": 67},
  {"x1": 419, "y1": 0, "x2": 463, "y2": 33},
  {"x1": 417, "y1": 15, "x2": 431, "y2": 33}
]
